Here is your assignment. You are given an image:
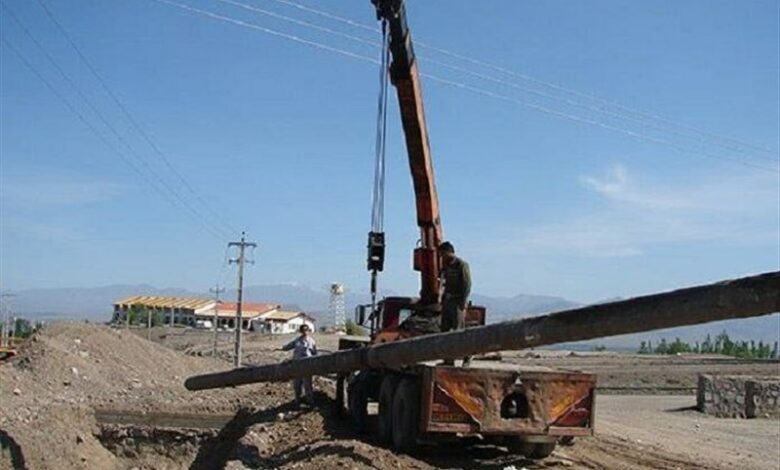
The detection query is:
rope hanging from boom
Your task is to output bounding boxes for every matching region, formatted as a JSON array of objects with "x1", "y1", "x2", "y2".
[{"x1": 367, "y1": 19, "x2": 390, "y2": 321}]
